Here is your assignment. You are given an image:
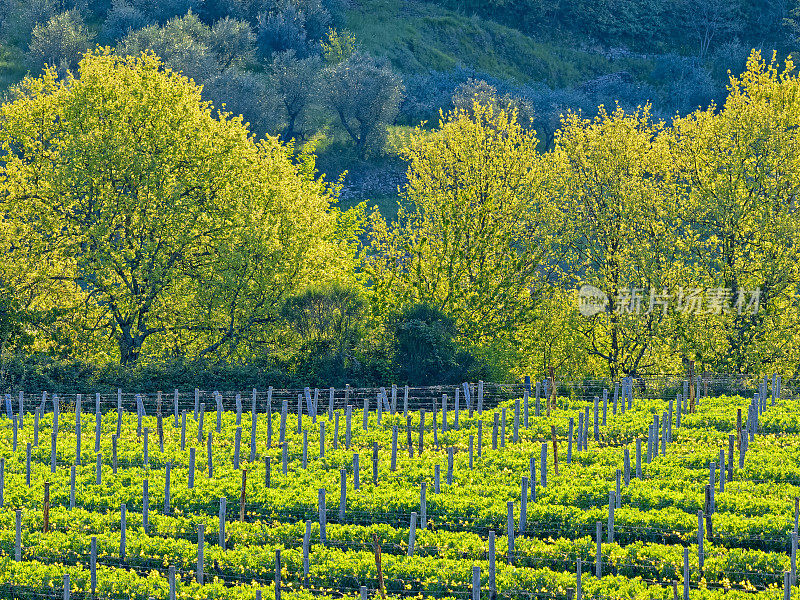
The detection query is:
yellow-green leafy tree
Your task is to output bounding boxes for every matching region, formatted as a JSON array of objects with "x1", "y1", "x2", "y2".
[
  {"x1": 366, "y1": 102, "x2": 561, "y2": 375},
  {"x1": 548, "y1": 106, "x2": 685, "y2": 380},
  {"x1": 0, "y1": 49, "x2": 356, "y2": 366},
  {"x1": 668, "y1": 51, "x2": 800, "y2": 374}
]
